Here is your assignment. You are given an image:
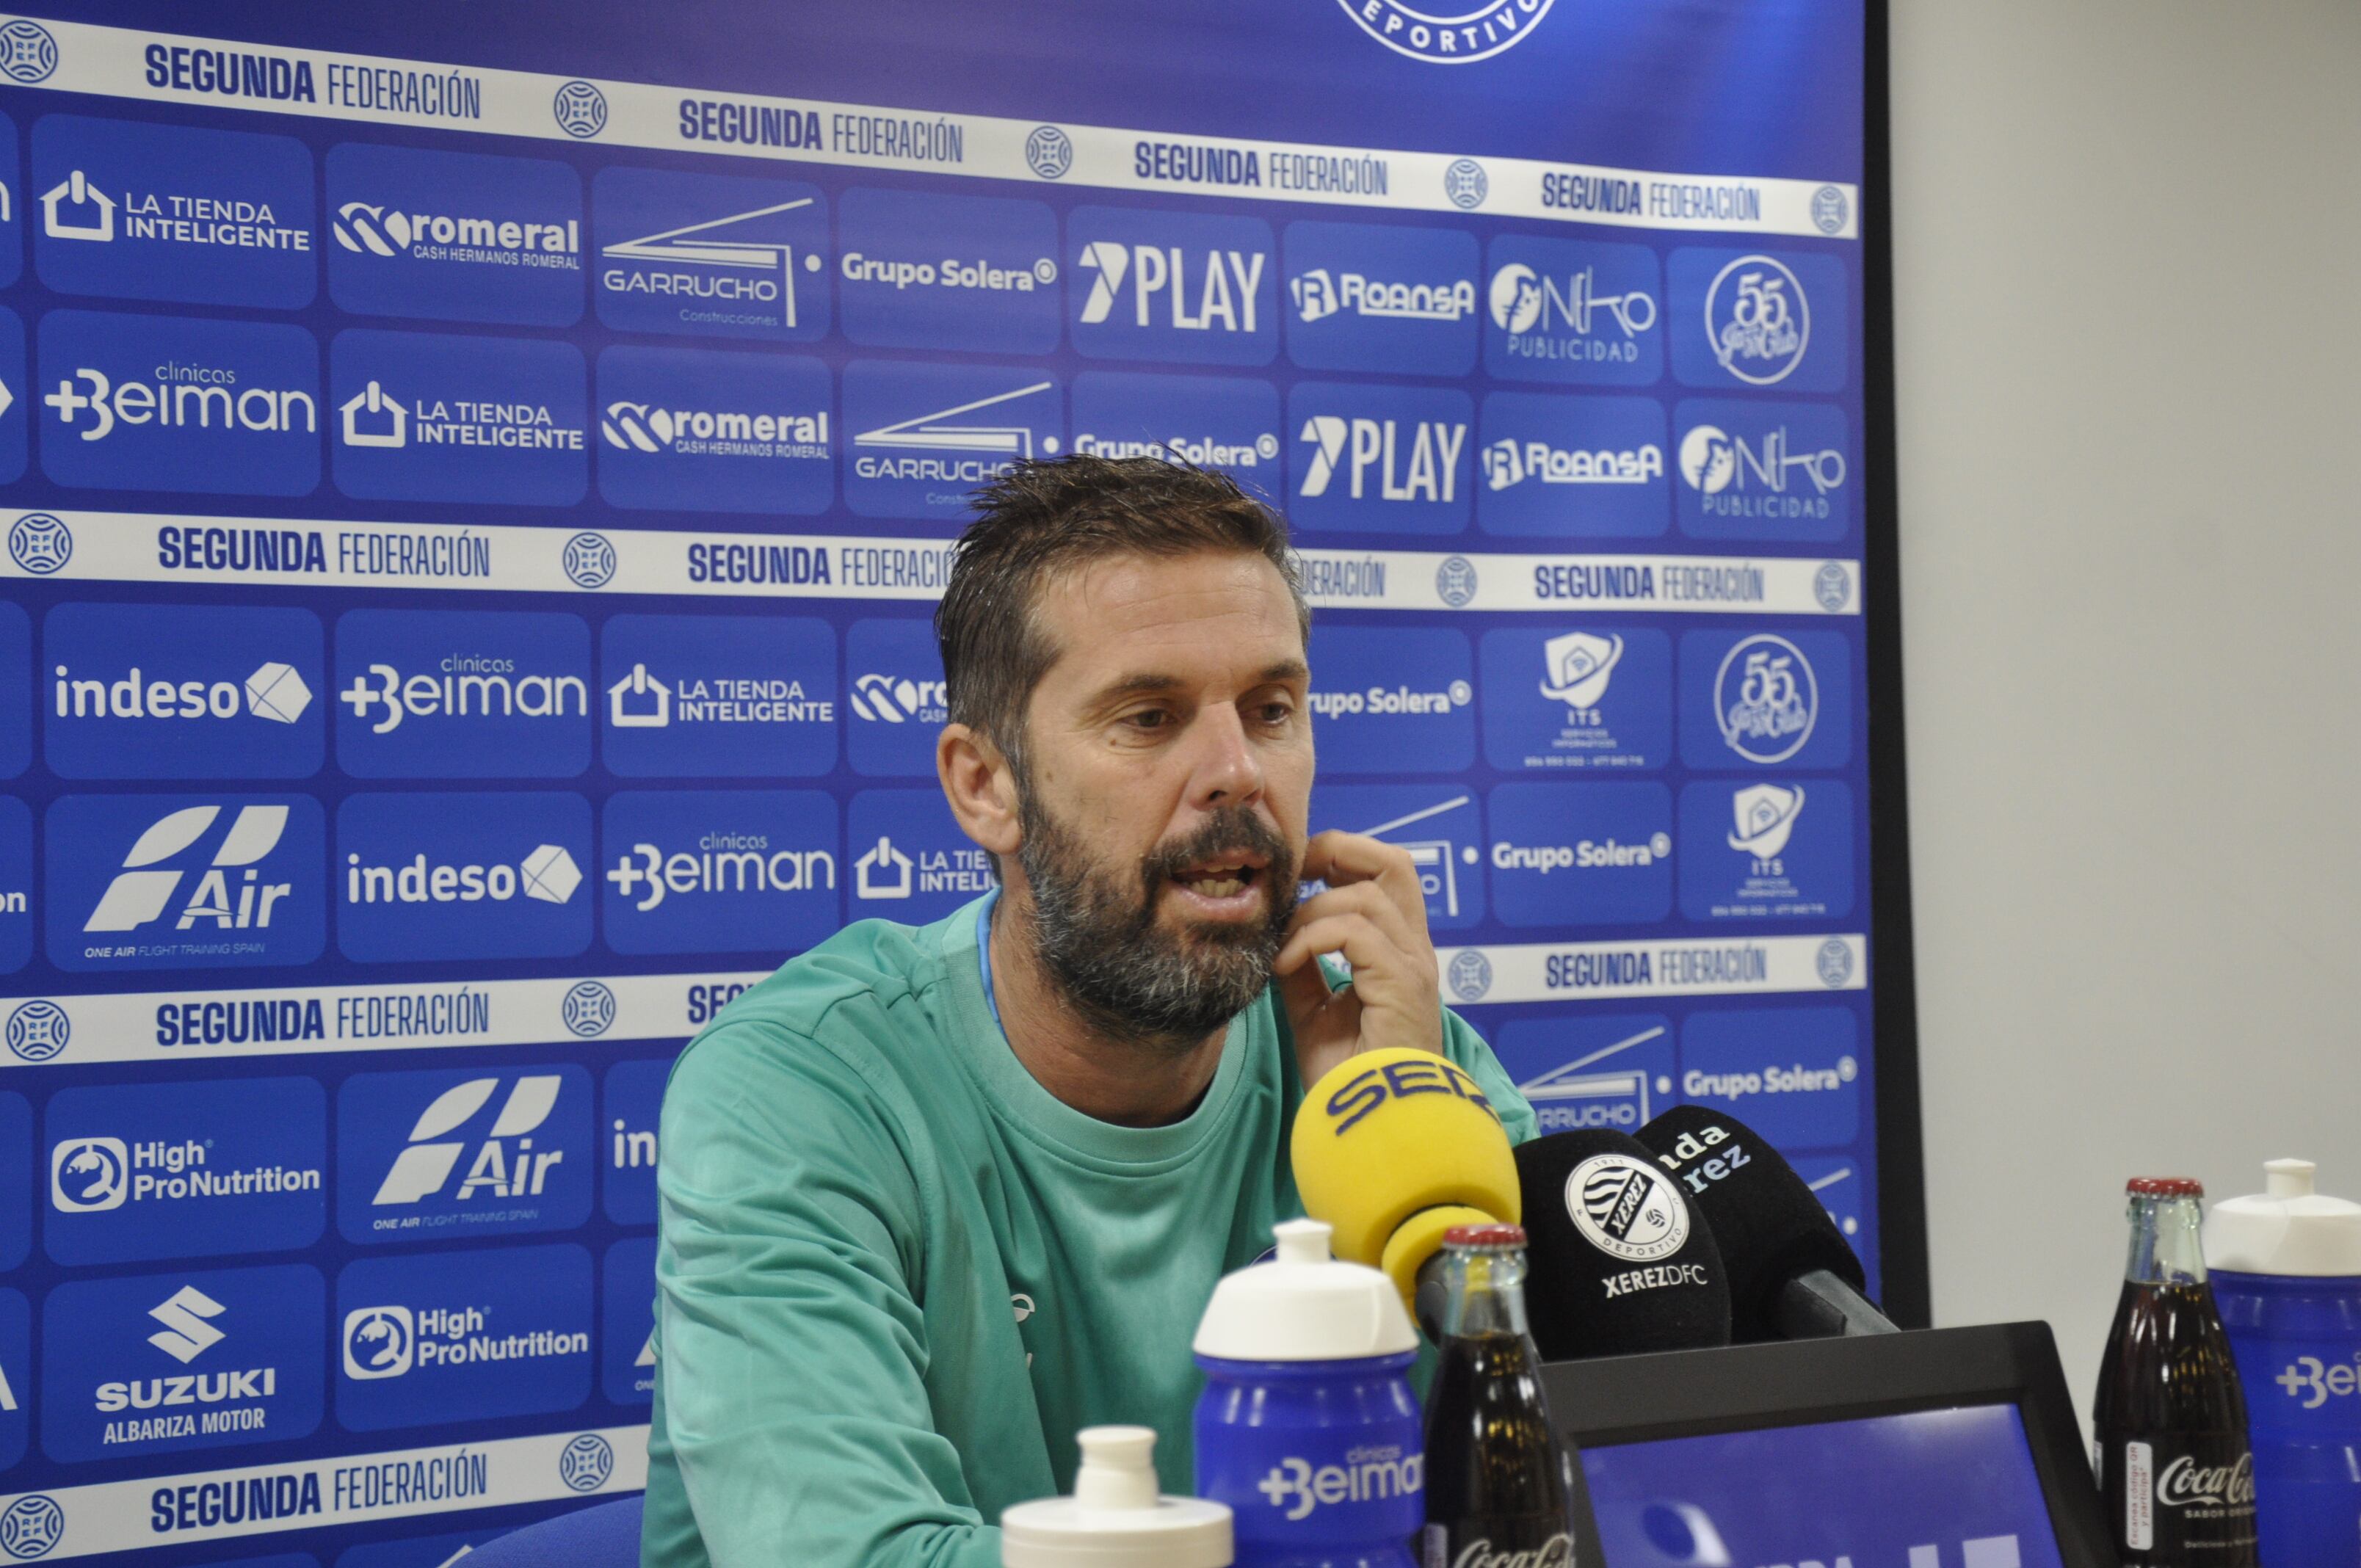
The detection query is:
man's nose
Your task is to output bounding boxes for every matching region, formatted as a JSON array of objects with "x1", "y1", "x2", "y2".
[{"x1": 1189, "y1": 704, "x2": 1264, "y2": 807}]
